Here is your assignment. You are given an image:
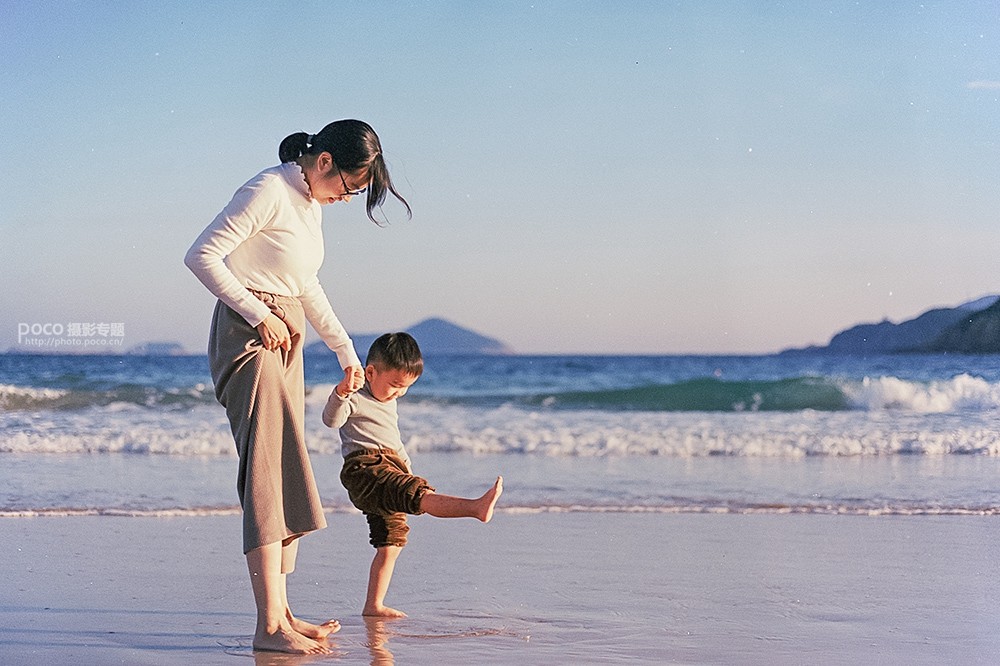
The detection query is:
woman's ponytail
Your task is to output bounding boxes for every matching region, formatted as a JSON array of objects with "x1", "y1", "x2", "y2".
[{"x1": 278, "y1": 132, "x2": 311, "y2": 163}]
